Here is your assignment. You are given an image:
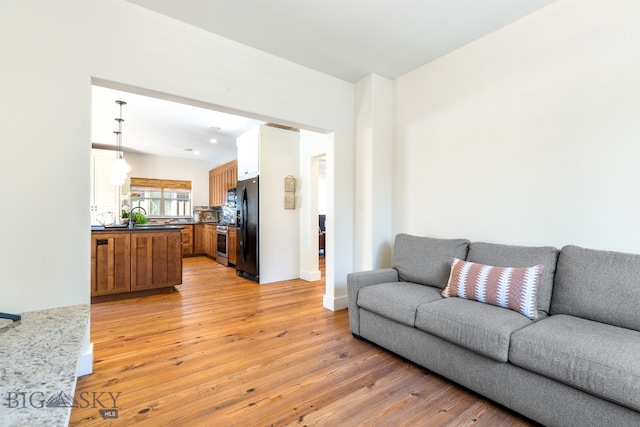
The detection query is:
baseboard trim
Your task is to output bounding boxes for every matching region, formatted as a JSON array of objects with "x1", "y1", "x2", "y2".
[
  {"x1": 323, "y1": 294, "x2": 348, "y2": 311},
  {"x1": 76, "y1": 342, "x2": 93, "y2": 377},
  {"x1": 300, "y1": 269, "x2": 321, "y2": 282}
]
